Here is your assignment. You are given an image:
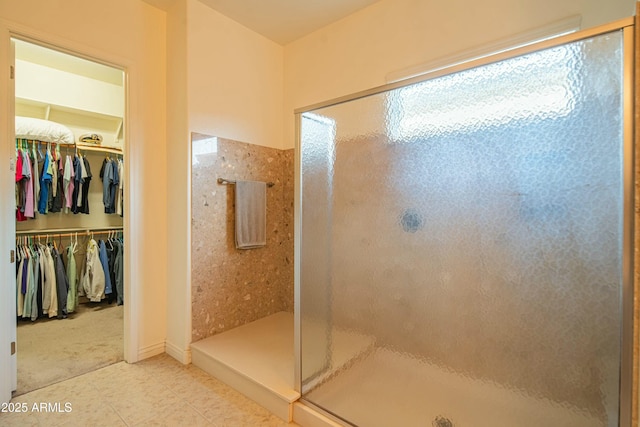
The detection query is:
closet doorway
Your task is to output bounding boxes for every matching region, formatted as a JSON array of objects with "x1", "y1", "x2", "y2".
[{"x1": 11, "y1": 38, "x2": 127, "y2": 395}]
